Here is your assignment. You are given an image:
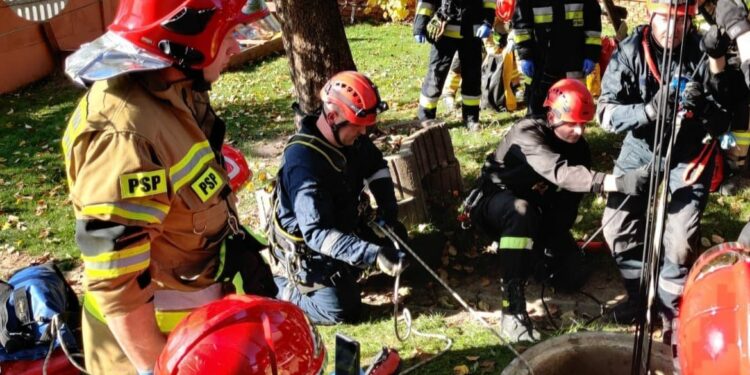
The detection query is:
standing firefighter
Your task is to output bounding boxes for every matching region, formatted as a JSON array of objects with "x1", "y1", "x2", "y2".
[
  {"x1": 512, "y1": 0, "x2": 602, "y2": 117},
  {"x1": 414, "y1": 0, "x2": 496, "y2": 130},
  {"x1": 270, "y1": 71, "x2": 409, "y2": 325},
  {"x1": 597, "y1": 0, "x2": 733, "y2": 340},
  {"x1": 62, "y1": 0, "x2": 277, "y2": 373},
  {"x1": 465, "y1": 79, "x2": 648, "y2": 342}
]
